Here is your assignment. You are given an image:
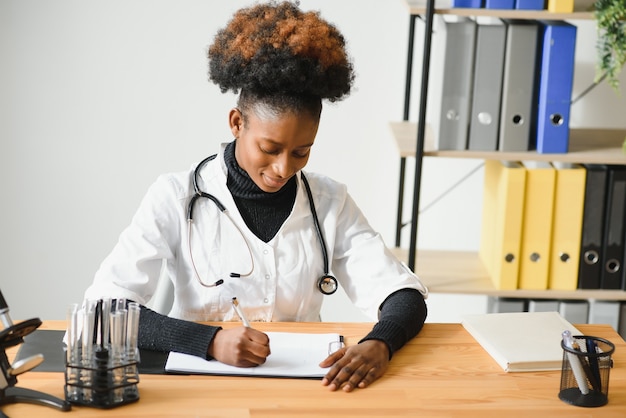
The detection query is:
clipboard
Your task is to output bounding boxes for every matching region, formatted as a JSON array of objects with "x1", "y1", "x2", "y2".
[{"x1": 165, "y1": 332, "x2": 342, "y2": 379}]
